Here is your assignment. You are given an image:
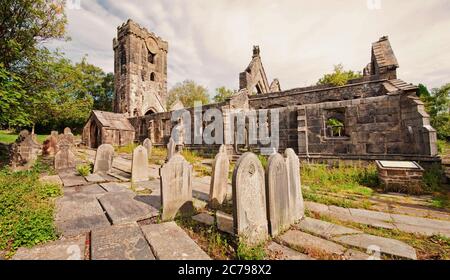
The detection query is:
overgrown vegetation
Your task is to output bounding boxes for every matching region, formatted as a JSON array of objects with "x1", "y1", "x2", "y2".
[
  {"x1": 0, "y1": 160, "x2": 62, "y2": 258},
  {"x1": 236, "y1": 240, "x2": 266, "y2": 260},
  {"x1": 114, "y1": 142, "x2": 139, "y2": 154},
  {"x1": 316, "y1": 64, "x2": 362, "y2": 86},
  {"x1": 76, "y1": 163, "x2": 92, "y2": 177}
]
